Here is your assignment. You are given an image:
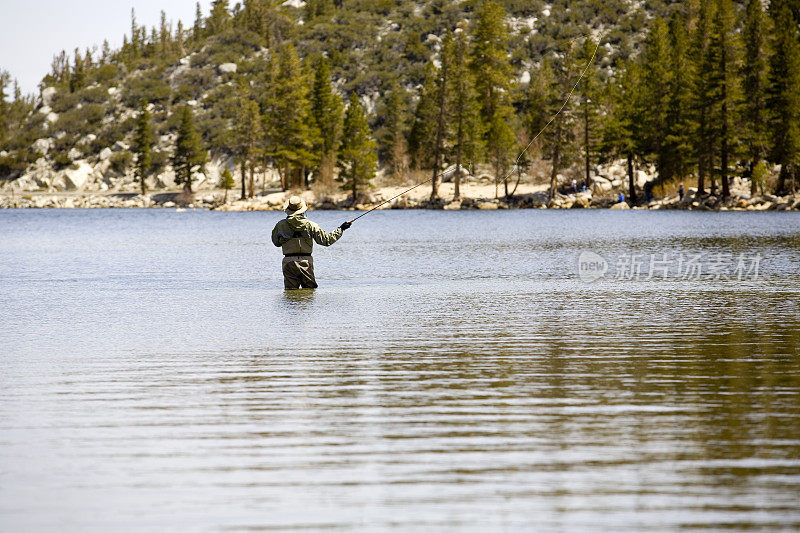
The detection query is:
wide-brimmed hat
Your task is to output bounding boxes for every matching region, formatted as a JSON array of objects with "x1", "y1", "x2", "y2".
[{"x1": 284, "y1": 195, "x2": 308, "y2": 215}]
